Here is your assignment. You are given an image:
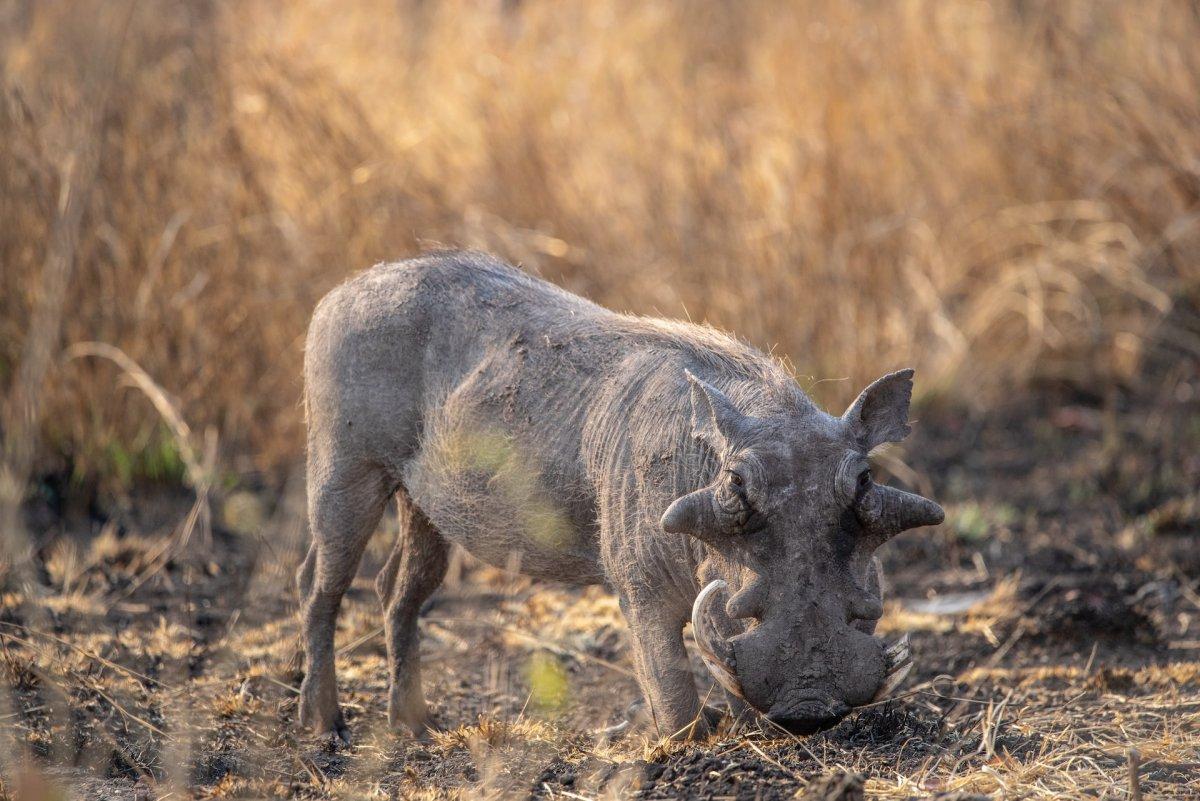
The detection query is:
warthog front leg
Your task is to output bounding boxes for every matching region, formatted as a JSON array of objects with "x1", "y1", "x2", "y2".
[
  {"x1": 620, "y1": 596, "x2": 708, "y2": 739},
  {"x1": 374, "y1": 488, "x2": 448, "y2": 735}
]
